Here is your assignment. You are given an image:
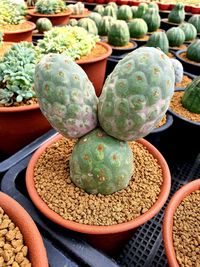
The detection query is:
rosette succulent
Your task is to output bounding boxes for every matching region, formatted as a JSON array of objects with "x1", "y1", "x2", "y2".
[{"x1": 35, "y1": 0, "x2": 67, "y2": 14}]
